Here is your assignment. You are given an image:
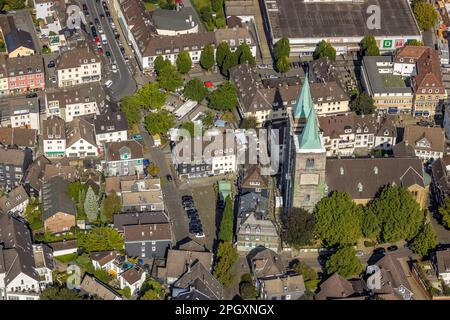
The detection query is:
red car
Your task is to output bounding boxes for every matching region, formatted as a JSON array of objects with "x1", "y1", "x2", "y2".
[
  {"x1": 204, "y1": 81, "x2": 214, "y2": 88},
  {"x1": 98, "y1": 48, "x2": 104, "y2": 55},
  {"x1": 95, "y1": 36, "x2": 100, "y2": 43}
]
